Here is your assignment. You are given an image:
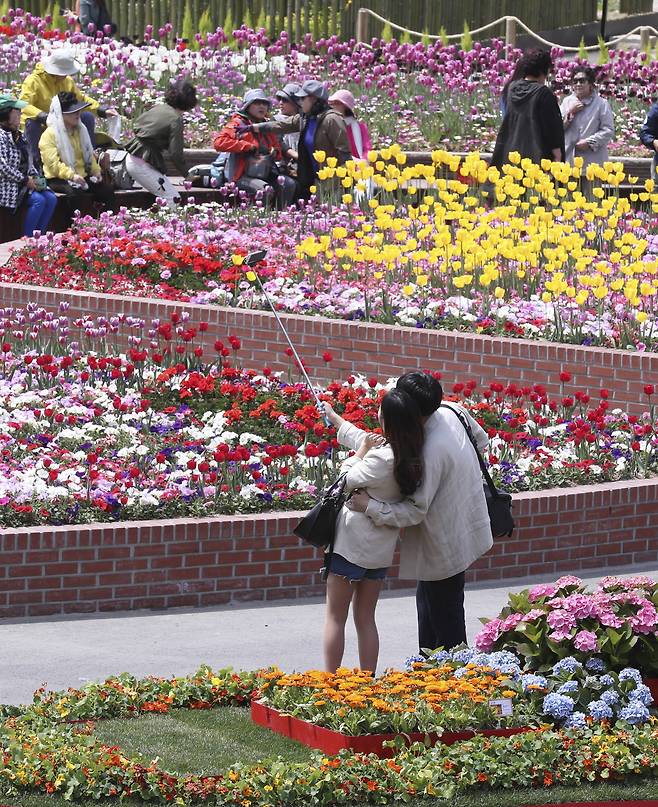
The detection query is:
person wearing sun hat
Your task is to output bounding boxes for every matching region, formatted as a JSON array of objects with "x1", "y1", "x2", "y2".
[
  {"x1": 247, "y1": 79, "x2": 351, "y2": 200},
  {"x1": 275, "y1": 82, "x2": 301, "y2": 174},
  {"x1": 19, "y1": 47, "x2": 119, "y2": 162},
  {"x1": 328, "y1": 89, "x2": 372, "y2": 160},
  {"x1": 39, "y1": 91, "x2": 115, "y2": 225},
  {"x1": 213, "y1": 88, "x2": 297, "y2": 207},
  {"x1": 0, "y1": 93, "x2": 57, "y2": 237}
]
